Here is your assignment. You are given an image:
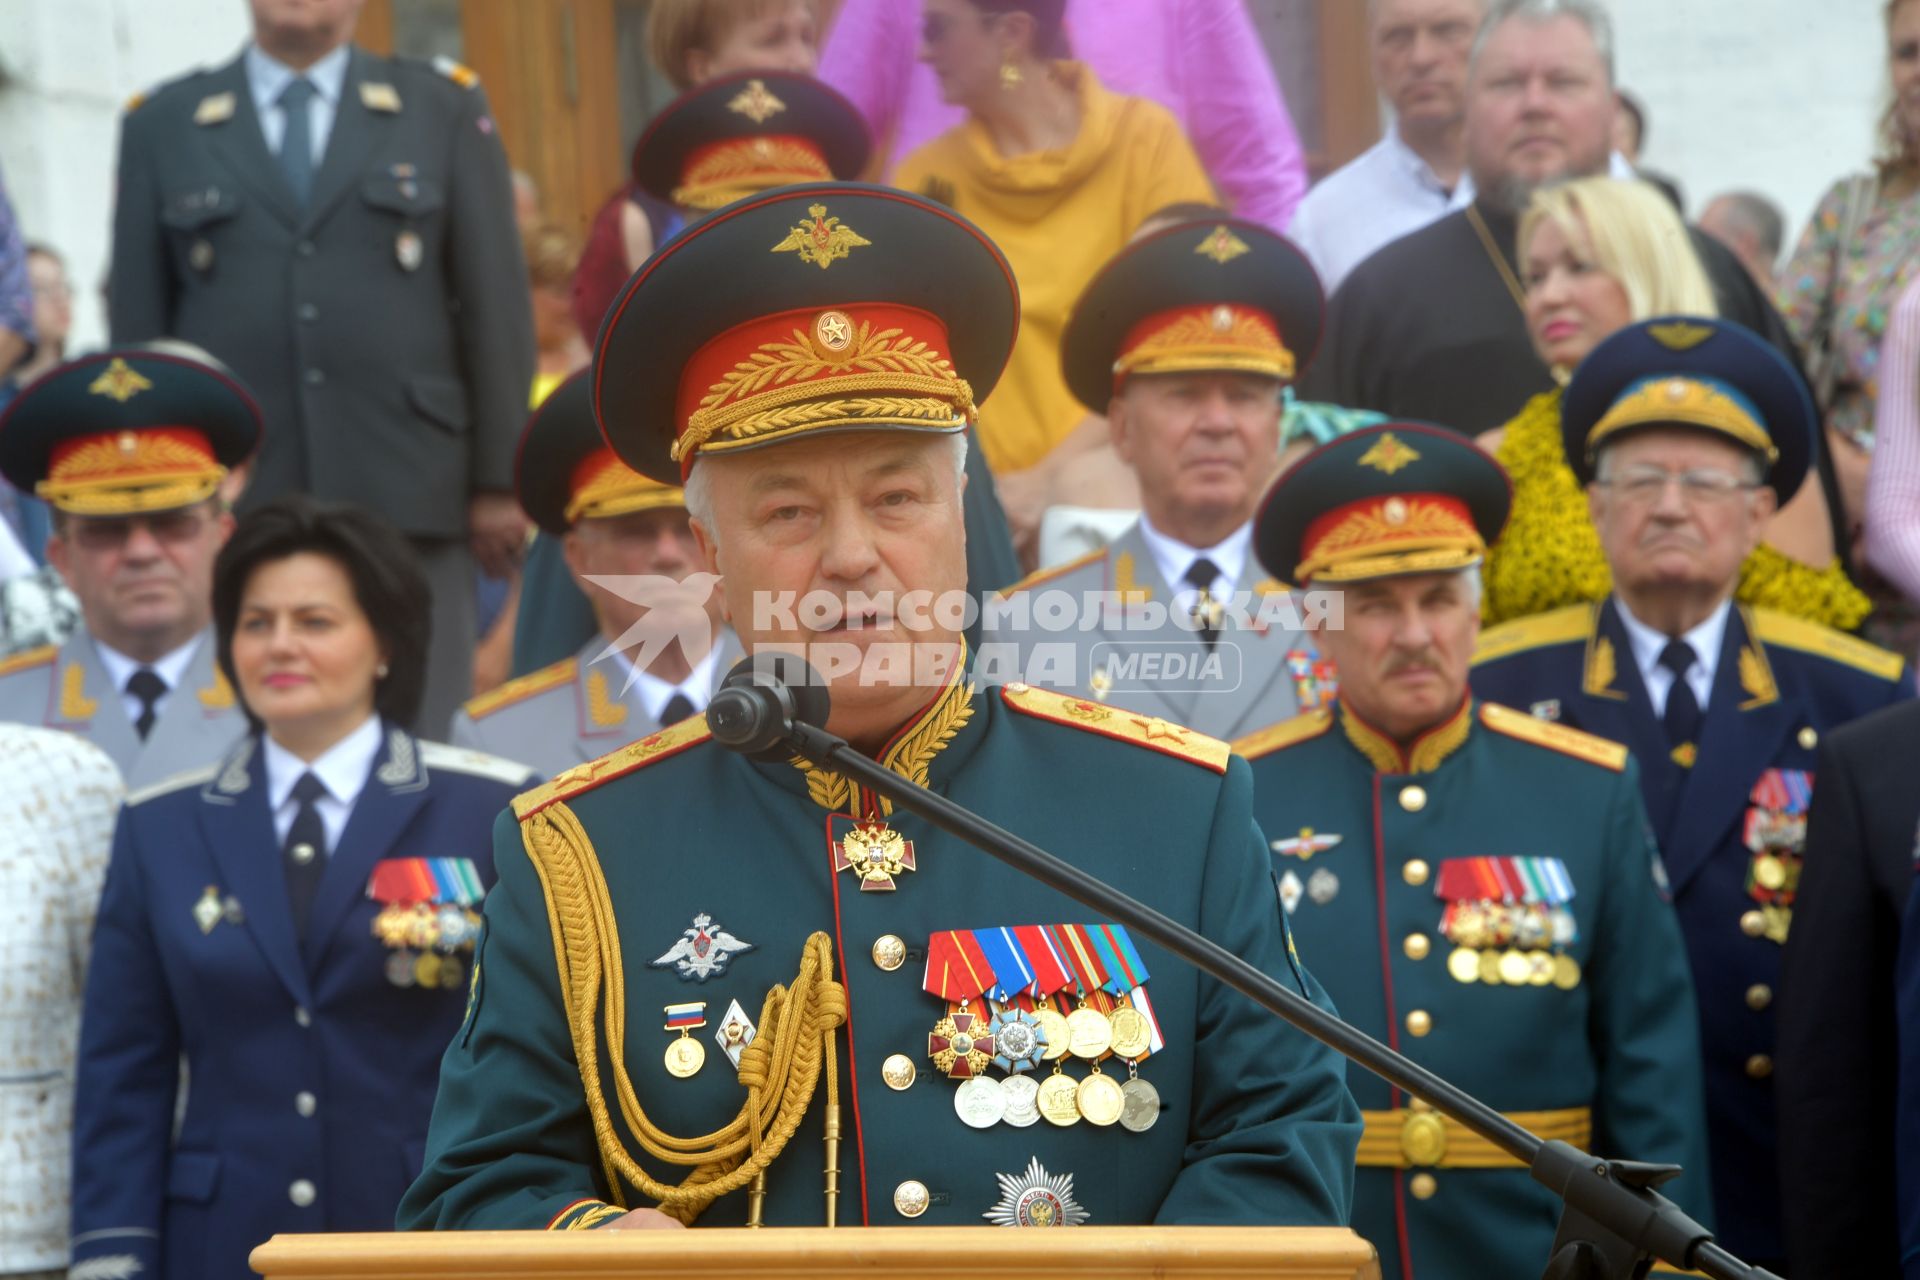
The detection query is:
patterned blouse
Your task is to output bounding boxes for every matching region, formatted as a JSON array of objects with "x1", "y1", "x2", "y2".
[
  {"x1": 1481, "y1": 390, "x2": 1872, "y2": 630},
  {"x1": 1778, "y1": 173, "x2": 1920, "y2": 451}
]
